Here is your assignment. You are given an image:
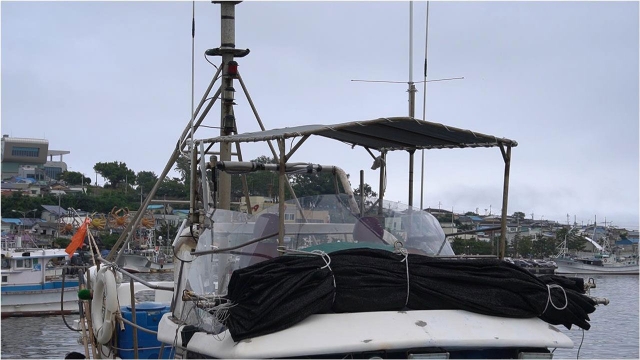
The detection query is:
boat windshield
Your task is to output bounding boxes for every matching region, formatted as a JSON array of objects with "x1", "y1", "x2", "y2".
[{"x1": 187, "y1": 195, "x2": 453, "y2": 301}]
